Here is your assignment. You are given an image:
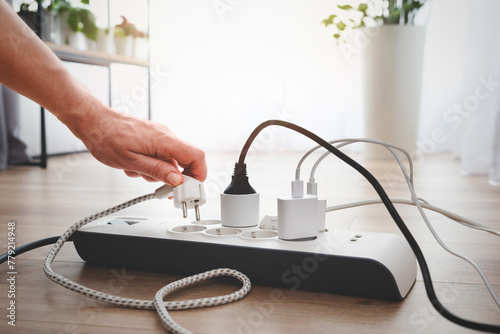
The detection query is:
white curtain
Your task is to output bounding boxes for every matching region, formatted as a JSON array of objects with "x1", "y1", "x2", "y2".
[
  {"x1": 455, "y1": 0, "x2": 500, "y2": 185},
  {"x1": 419, "y1": 0, "x2": 500, "y2": 185}
]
